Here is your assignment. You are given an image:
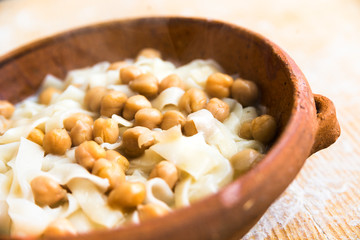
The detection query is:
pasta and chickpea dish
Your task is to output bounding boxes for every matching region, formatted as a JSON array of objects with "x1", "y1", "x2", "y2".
[{"x1": 0, "y1": 48, "x2": 276, "y2": 237}]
